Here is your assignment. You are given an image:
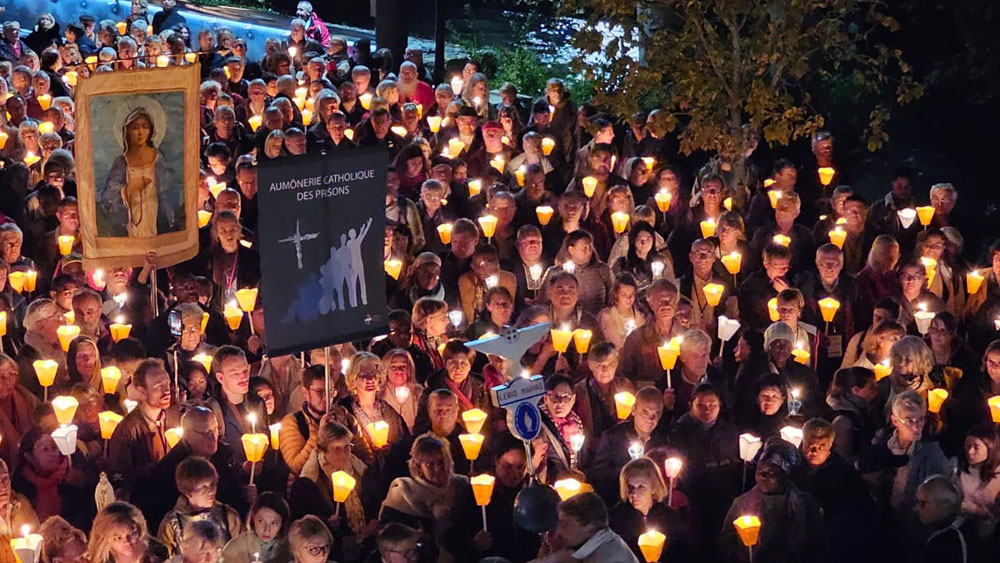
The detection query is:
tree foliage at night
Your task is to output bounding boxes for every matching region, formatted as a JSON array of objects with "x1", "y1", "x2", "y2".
[{"x1": 557, "y1": 0, "x2": 922, "y2": 161}]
